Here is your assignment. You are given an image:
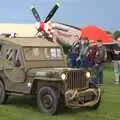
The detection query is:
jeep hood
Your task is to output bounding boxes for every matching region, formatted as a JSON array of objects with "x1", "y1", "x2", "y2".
[
  {"x1": 27, "y1": 68, "x2": 71, "y2": 77},
  {"x1": 27, "y1": 68, "x2": 93, "y2": 77}
]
